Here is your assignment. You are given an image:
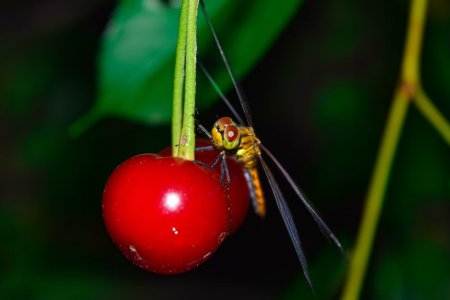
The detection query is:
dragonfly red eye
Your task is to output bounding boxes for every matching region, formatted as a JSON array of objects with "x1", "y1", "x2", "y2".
[
  {"x1": 215, "y1": 117, "x2": 234, "y2": 127},
  {"x1": 225, "y1": 125, "x2": 239, "y2": 142}
]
